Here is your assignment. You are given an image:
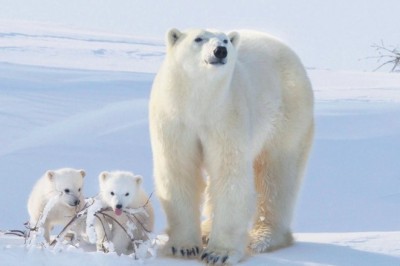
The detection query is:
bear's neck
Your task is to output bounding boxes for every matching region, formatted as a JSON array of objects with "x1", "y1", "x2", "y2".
[
  {"x1": 163, "y1": 66, "x2": 235, "y2": 121},
  {"x1": 169, "y1": 64, "x2": 234, "y2": 96}
]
